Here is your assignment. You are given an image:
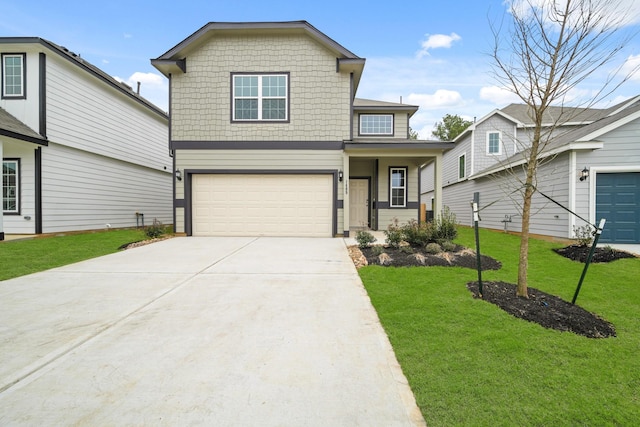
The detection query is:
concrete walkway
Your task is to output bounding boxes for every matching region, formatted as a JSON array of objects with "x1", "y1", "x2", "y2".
[{"x1": 0, "y1": 237, "x2": 424, "y2": 426}]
